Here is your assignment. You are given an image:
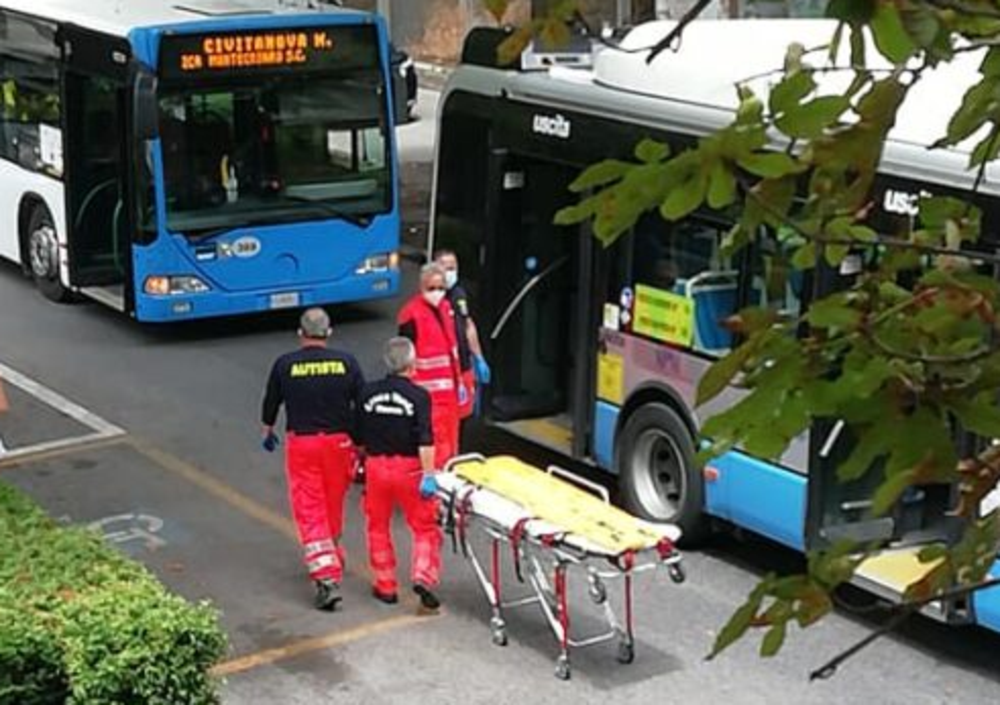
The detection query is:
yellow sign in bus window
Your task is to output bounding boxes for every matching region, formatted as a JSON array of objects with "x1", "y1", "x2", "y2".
[{"x1": 632, "y1": 284, "x2": 694, "y2": 347}]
